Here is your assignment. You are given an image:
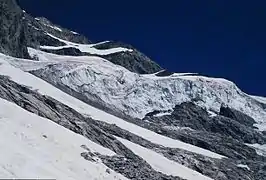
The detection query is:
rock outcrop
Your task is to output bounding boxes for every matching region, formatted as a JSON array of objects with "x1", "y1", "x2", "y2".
[{"x1": 0, "y1": 0, "x2": 29, "y2": 58}]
